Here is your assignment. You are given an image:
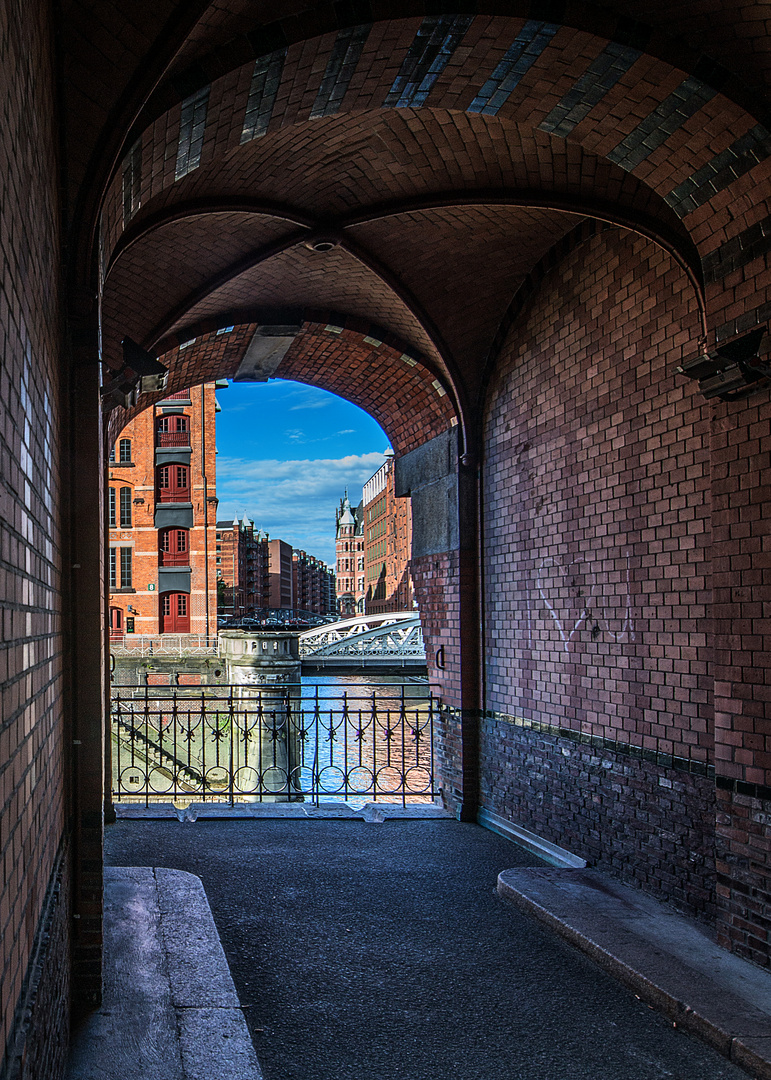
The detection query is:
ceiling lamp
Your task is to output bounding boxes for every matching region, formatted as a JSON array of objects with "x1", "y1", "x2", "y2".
[{"x1": 676, "y1": 327, "x2": 769, "y2": 401}]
